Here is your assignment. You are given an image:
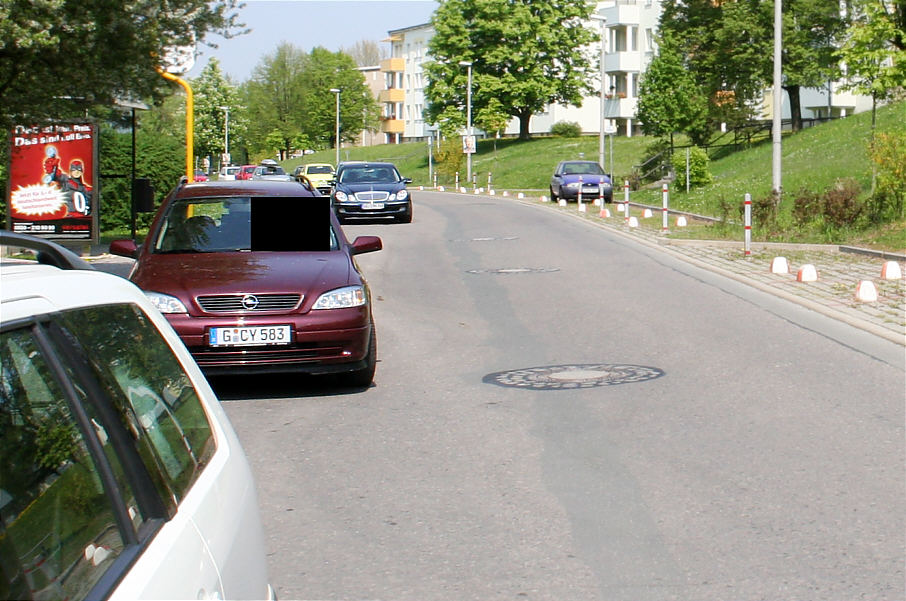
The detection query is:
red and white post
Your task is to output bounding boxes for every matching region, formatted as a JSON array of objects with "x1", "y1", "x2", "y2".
[
  {"x1": 623, "y1": 180, "x2": 630, "y2": 224},
  {"x1": 661, "y1": 183, "x2": 669, "y2": 233},
  {"x1": 744, "y1": 193, "x2": 752, "y2": 256}
]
